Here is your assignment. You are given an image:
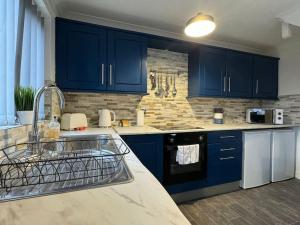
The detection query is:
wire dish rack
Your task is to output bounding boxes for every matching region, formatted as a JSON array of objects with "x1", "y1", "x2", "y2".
[{"x1": 0, "y1": 135, "x2": 132, "y2": 201}]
